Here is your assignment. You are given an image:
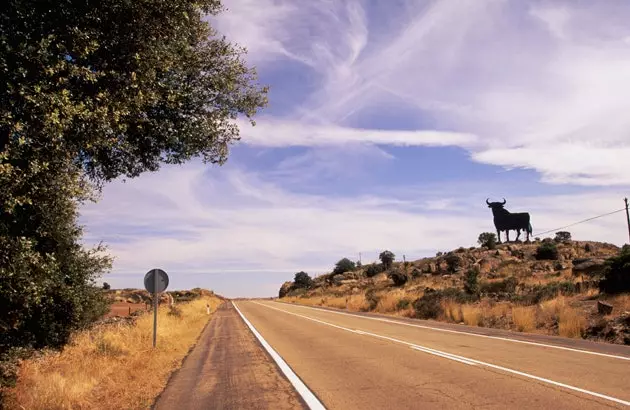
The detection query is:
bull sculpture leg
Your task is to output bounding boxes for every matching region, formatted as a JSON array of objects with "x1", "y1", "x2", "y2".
[
  {"x1": 506, "y1": 230, "x2": 510, "y2": 243},
  {"x1": 515, "y1": 229, "x2": 521, "y2": 242},
  {"x1": 496, "y1": 228, "x2": 502, "y2": 244}
]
